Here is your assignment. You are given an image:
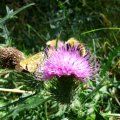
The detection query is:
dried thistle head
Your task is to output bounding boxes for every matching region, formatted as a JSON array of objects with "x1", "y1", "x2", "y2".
[{"x1": 0, "y1": 47, "x2": 25, "y2": 68}]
